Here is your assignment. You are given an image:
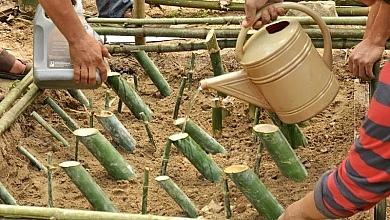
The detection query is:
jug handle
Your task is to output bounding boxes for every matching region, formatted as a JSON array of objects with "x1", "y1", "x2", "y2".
[{"x1": 235, "y1": 2, "x2": 333, "y2": 70}]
